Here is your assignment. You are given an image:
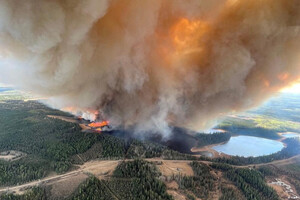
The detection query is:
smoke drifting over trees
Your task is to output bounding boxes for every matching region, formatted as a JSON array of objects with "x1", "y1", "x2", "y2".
[{"x1": 0, "y1": 0, "x2": 300, "y2": 136}]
